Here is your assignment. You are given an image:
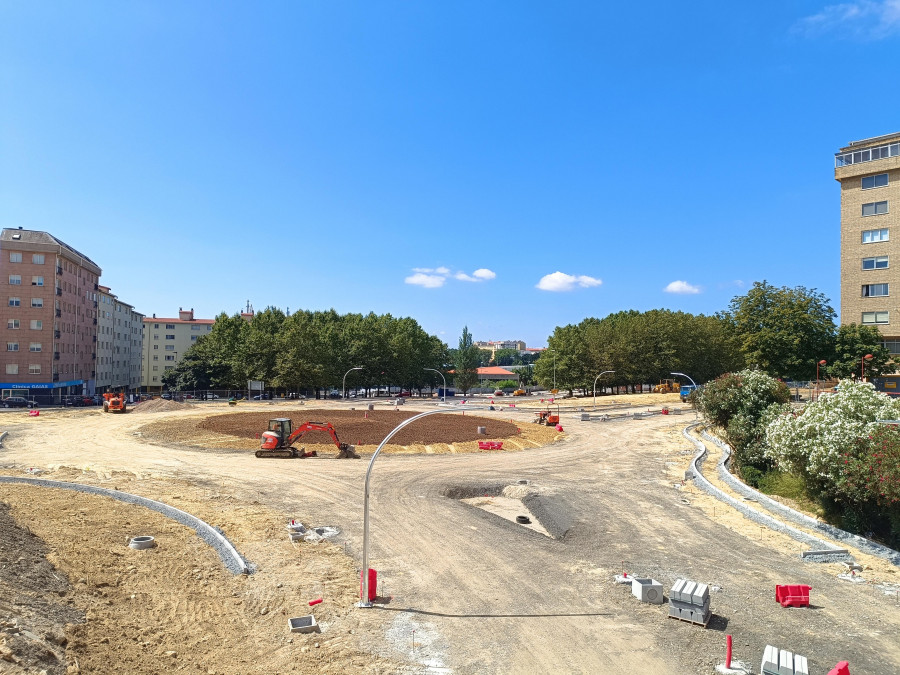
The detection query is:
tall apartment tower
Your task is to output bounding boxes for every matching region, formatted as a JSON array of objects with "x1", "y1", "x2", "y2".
[
  {"x1": 0, "y1": 228, "x2": 101, "y2": 399},
  {"x1": 836, "y1": 132, "x2": 900, "y2": 354}
]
